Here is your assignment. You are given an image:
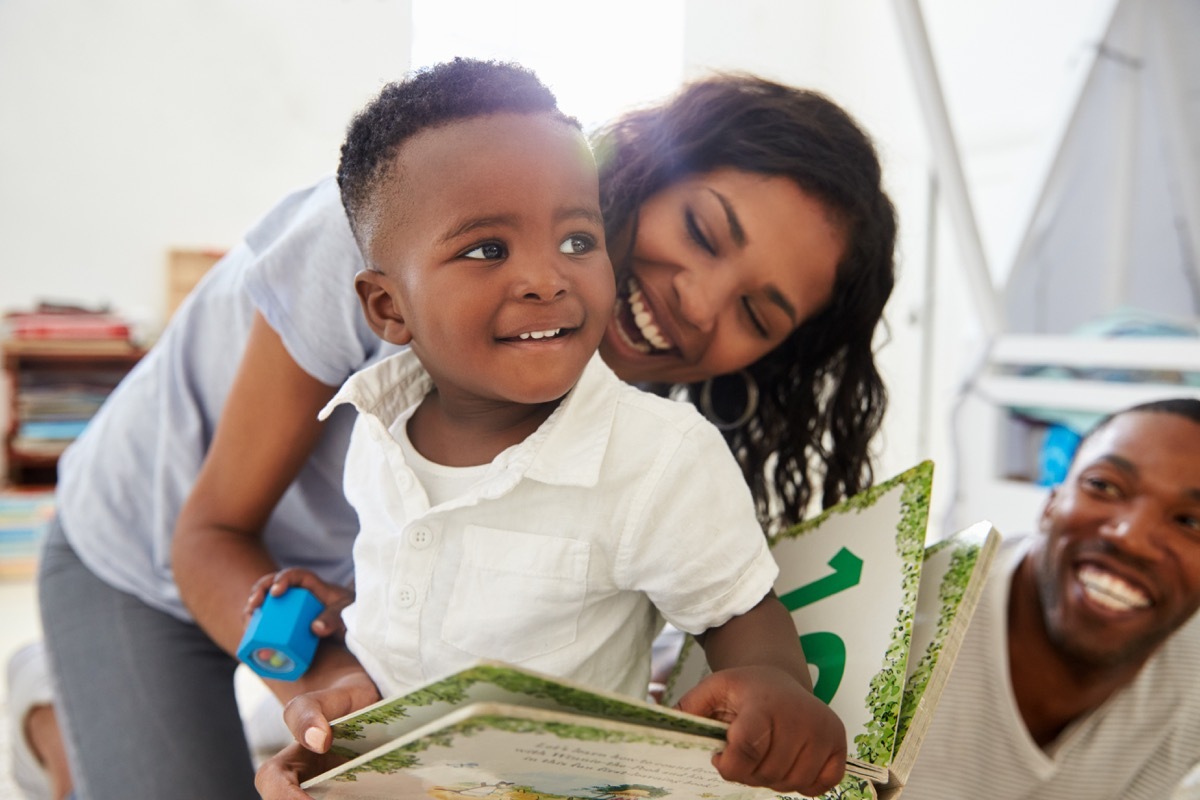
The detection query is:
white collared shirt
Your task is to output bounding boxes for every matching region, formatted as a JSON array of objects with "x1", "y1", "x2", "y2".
[{"x1": 321, "y1": 350, "x2": 778, "y2": 698}]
